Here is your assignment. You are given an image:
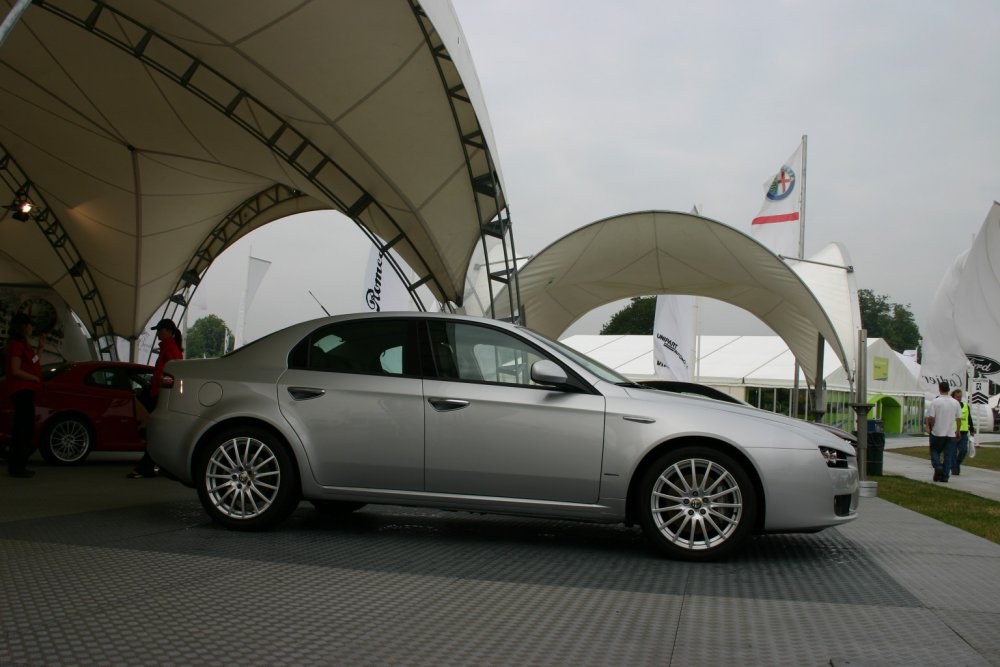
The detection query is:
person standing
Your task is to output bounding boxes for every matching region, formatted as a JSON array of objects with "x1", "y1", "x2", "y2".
[
  {"x1": 4, "y1": 313, "x2": 45, "y2": 478},
  {"x1": 128, "y1": 318, "x2": 183, "y2": 478},
  {"x1": 950, "y1": 388, "x2": 975, "y2": 476},
  {"x1": 925, "y1": 381, "x2": 962, "y2": 483}
]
